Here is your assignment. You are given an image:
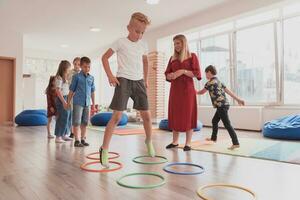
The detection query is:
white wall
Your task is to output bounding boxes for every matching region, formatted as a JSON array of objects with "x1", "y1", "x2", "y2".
[
  {"x1": 145, "y1": 0, "x2": 284, "y2": 51},
  {"x1": 263, "y1": 107, "x2": 300, "y2": 122},
  {"x1": 24, "y1": 48, "x2": 76, "y2": 61},
  {"x1": 0, "y1": 29, "x2": 23, "y2": 116}
]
